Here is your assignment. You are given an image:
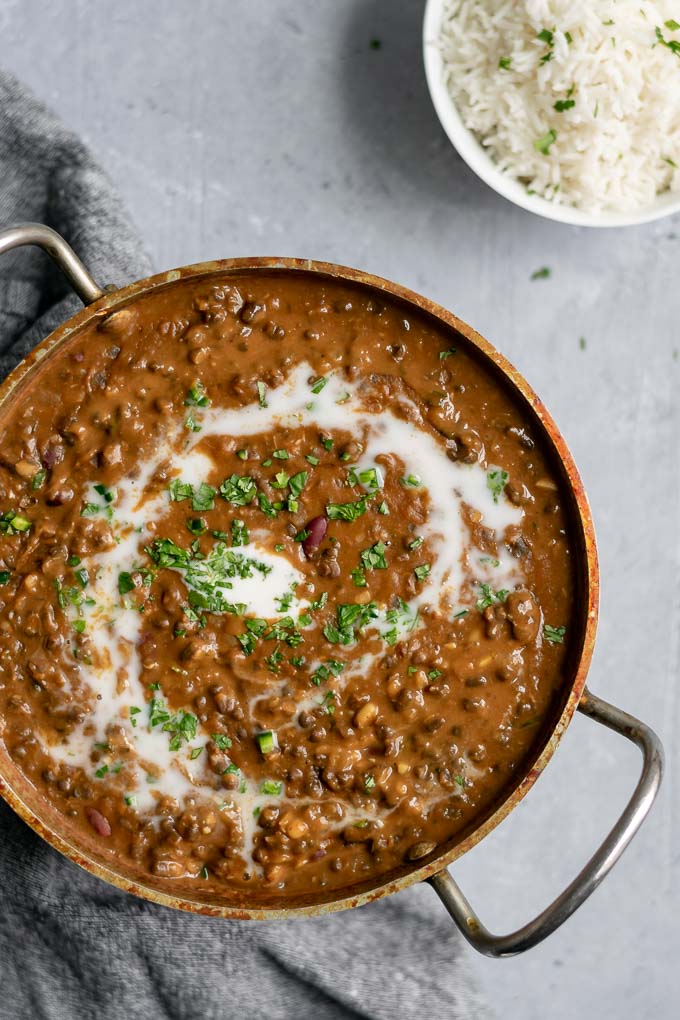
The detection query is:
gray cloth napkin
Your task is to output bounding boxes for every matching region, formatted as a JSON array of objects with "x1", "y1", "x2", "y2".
[{"x1": 0, "y1": 69, "x2": 491, "y2": 1020}]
